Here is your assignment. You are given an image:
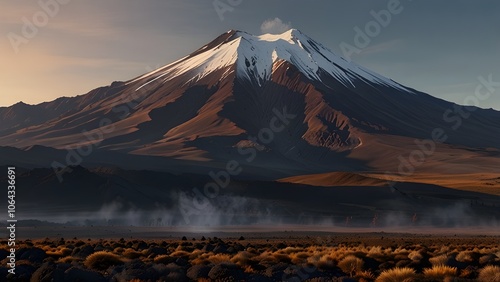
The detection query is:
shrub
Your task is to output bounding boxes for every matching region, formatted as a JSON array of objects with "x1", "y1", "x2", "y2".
[
  {"x1": 479, "y1": 254, "x2": 497, "y2": 265},
  {"x1": 206, "y1": 253, "x2": 232, "y2": 264},
  {"x1": 84, "y1": 251, "x2": 124, "y2": 271},
  {"x1": 46, "y1": 247, "x2": 72, "y2": 257},
  {"x1": 310, "y1": 254, "x2": 335, "y2": 269},
  {"x1": 154, "y1": 254, "x2": 175, "y2": 264},
  {"x1": 429, "y1": 254, "x2": 448, "y2": 266},
  {"x1": 289, "y1": 251, "x2": 310, "y2": 264},
  {"x1": 170, "y1": 250, "x2": 190, "y2": 257},
  {"x1": 57, "y1": 256, "x2": 81, "y2": 264},
  {"x1": 478, "y1": 265, "x2": 500, "y2": 282},
  {"x1": 230, "y1": 251, "x2": 256, "y2": 266},
  {"x1": 423, "y1": 265, "x2": 457, "y2": 280},
  {"x1": 356, "y1": 270, "x2": 375, "y2": 281},
  {"x1": 456, "y1": 251, "x2": 476, "y2": 263},
  {"x1": 338, "y1": 255, "x2": 364, "y2": 276},
  {"x1": 408, "y1": 251, "x2": 423, "y2": 262},
  {"x1": 367, "y1": 246, "x2": 386, "y2": 260},
  {"x1": 375, "y1": 267, "x2": 417, "y2": 282},
  {"x1": 272, "y1": 252, "x2": 292, "y2": 263},
  {"x1": 122, "y1": 249, "x2": 143, "y2": 259}
]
